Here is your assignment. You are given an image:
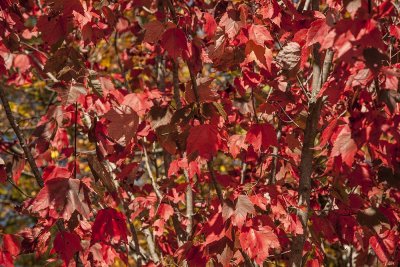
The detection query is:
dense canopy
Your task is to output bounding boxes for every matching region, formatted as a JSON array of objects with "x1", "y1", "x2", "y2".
[{"x1": 0, "y1": 0, "x2": 399, "y2": 266}]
